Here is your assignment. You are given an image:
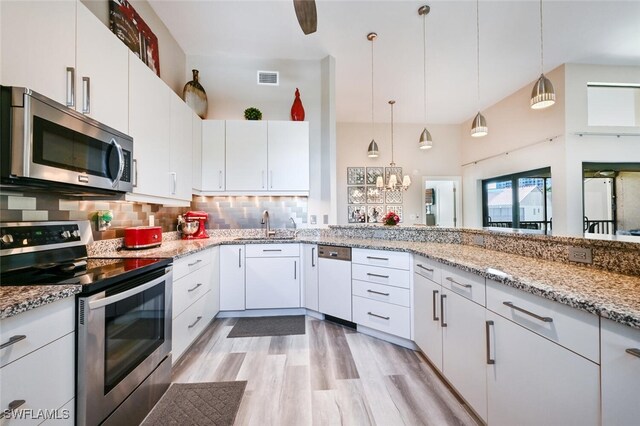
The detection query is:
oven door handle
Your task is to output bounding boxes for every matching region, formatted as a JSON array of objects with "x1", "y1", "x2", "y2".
[
  {"x1": 88, "y1": 271, "x2": 169, "y2": 310},
  {"x1": 110, "y1": 138, "x2": 125, "y2": 189}
]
